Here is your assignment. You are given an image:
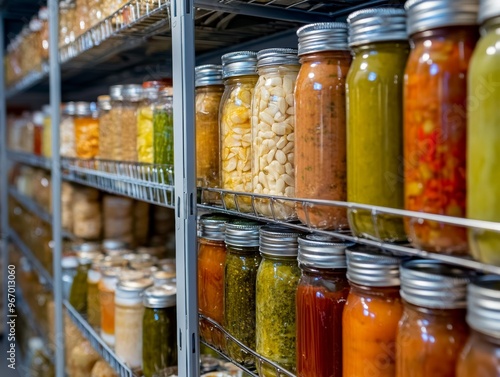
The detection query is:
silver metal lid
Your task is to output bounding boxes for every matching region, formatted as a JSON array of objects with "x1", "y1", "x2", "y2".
[
  {"x1": 467, "y1": 276, "x2": 500, "y2": 337},
  {"x1": 62, "y1": 102, "x2": 76, "y2": 116},
  {"x1": 103, "y1": 266, "x2": 124, "y2": 278},
  {"x1": 153, "y1": 270, "x2": 176, "y2": 285},
  {"x1": 259, "y1": 225, "x2": 303, "y2": 257},
  {"x1": 74, "y1": 102, "x2": 93, "y2": 116},
  {"x1": 142, "y1": 87, "x2": 159, "y2": 100},
  {"x1": 72, "y1": 242, "x2": 101, "y2": 253},
  {"x1": 297, "y1": 22, "x2": 349, "y2": 54},
  {"x1": 298, "y1": 234, "x2": 354, "y2": 269},
  {"x1": 122, "y1": 84, "x2": 143, "y2": 101},
  {"x1": 103, "y1": 239, "x2": 128, "y2": 252},
  {"x1": 97, "y1": 95, "x2": 111, "y2": 111},
  {"x1": 221, "y1": 51, "x2": 258, "y2": 78},
  {"x1": 119, "y1": 269, "x2": 144, "y2": 281},
  {"x1": 348, "y1": 8, "x2": 408, "y2": 47},
  {"x1": 225, "y1": 220, "x2": 262, "y2": 248},
  {"x1": 144, "y1": 284, "x2": 177, "y2": 308},
  {"x1": 77, "y1": 251, "x2": 102, "y2": 265},
  {"x1": 195, "y1": 64, "x2": 224, "y2": 87},
  {"x1": 109, "y1": 85, "x2": 123, "y2": 101},
  {"x1": 346, "y1": 246, "x2": 401, "y2": 287},
  {"x1": 400, "y1": 260, "x2": 474, "y2": 309},
  {"x1": 256, "y1": 48, "x2": 299, "y2": 67},
  {"x1": 405, "y1": 0, "x2": 479, "y2": 36},
  {"x1": 62, "y1": 256, "x2": 78, "y2": 269},
  {"x1": 116, "y1": 277, "x2": 153, "y2": 293},
  {"x1": 479, "y1": 0, "x2": 500, "y2": 23},
  {"x1": 199, "y1": 214, "x2": 232, "y2": 241}
]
